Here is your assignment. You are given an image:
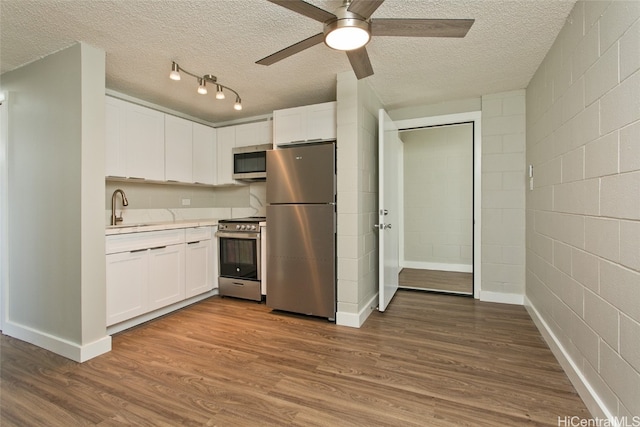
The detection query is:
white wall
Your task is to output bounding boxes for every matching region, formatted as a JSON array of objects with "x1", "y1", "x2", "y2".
[
  {"x1": 526, "y1": 0, "x2": 640, "y2": 419},
  {"x1": 401, "y1": 124, "x2": 473, "y2": 269},
  {"x1": 0, "y1": 42, "x2": 111, "y2": 361},
  {"x1": 335, "y1": 71, "x2": 382, "y2": 327},
  {"x1": 481, "y1": 90, "x2": 527, "y2": 301}
]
